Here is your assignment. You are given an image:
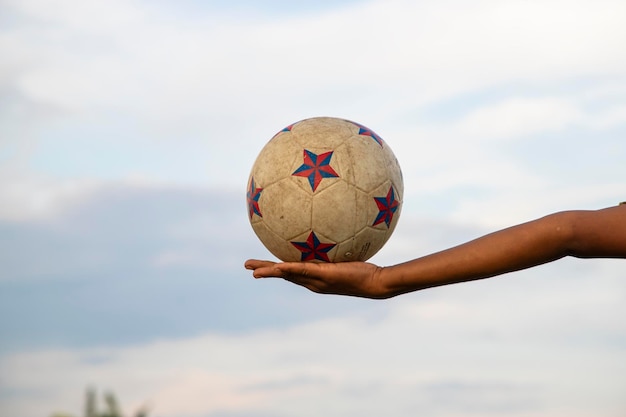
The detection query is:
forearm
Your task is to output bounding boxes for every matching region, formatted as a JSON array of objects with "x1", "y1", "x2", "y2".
[
  {"x1": 381, "y1": 207, "x2": 626, "y2": 297},
  {"x1": 245, "y1": 205, "x2": 625, "y2": 299}
]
